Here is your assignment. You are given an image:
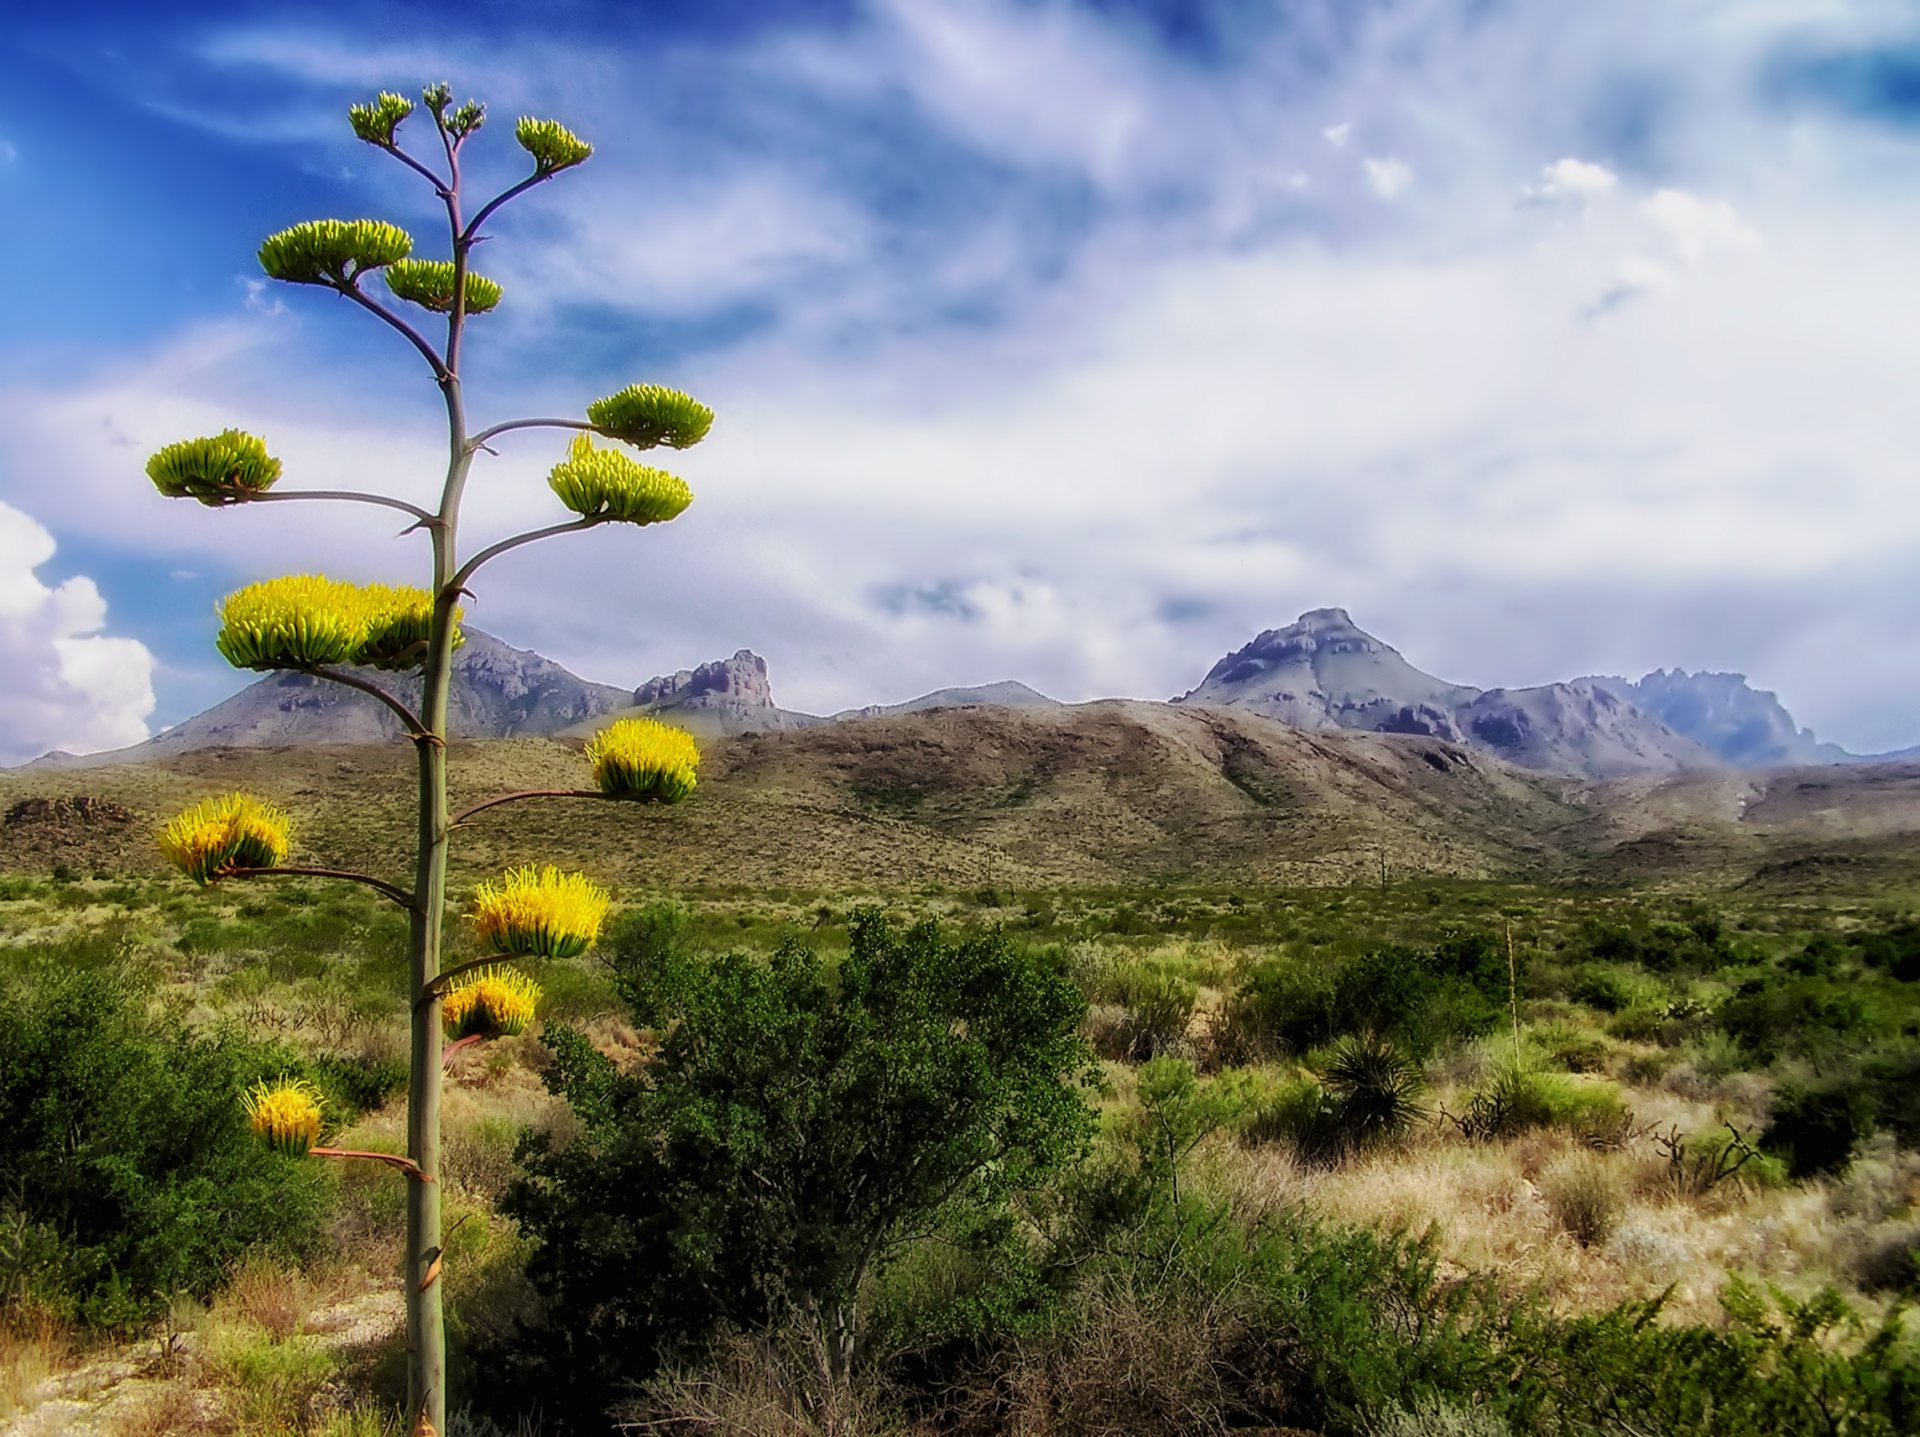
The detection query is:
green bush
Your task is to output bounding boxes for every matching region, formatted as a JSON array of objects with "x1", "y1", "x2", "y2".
[
  {"x1": 1763, "y1": 1081, "x2": 1876, "y2": 1179},
  {"x1": 1717, "y1": 974, "x2": 1865, "y2": 1061},
  {"x1": 505, "y1": 910, "x2": 1095, "y2": 1418},
  {"x1": 0, "y1": 962, "x2": 330, "y2": 1327}
]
